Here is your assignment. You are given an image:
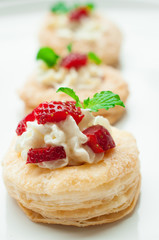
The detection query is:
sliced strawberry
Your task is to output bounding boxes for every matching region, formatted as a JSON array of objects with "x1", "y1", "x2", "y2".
[
  {"x1": 61, "y1": 53, "x2": 87, "y2": 69},
  {"x1": 34, "y1": 101, "x2": 84, "y2": 125},
  {"x1": 27, "y1": 146, "x2": 66, "y2": 164},
  {"x1": 69, "y1": 7, "x2": 89, "y2": 22},
  {"x1": 16, "y1": 101, "x2": 84, "y2": 136},
  {"x1": 16, "y1": 112, "x2": 35, "y2": 136},
  {"x1": 83, "y1": 124, "x2": 115, "y2": 153}
]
